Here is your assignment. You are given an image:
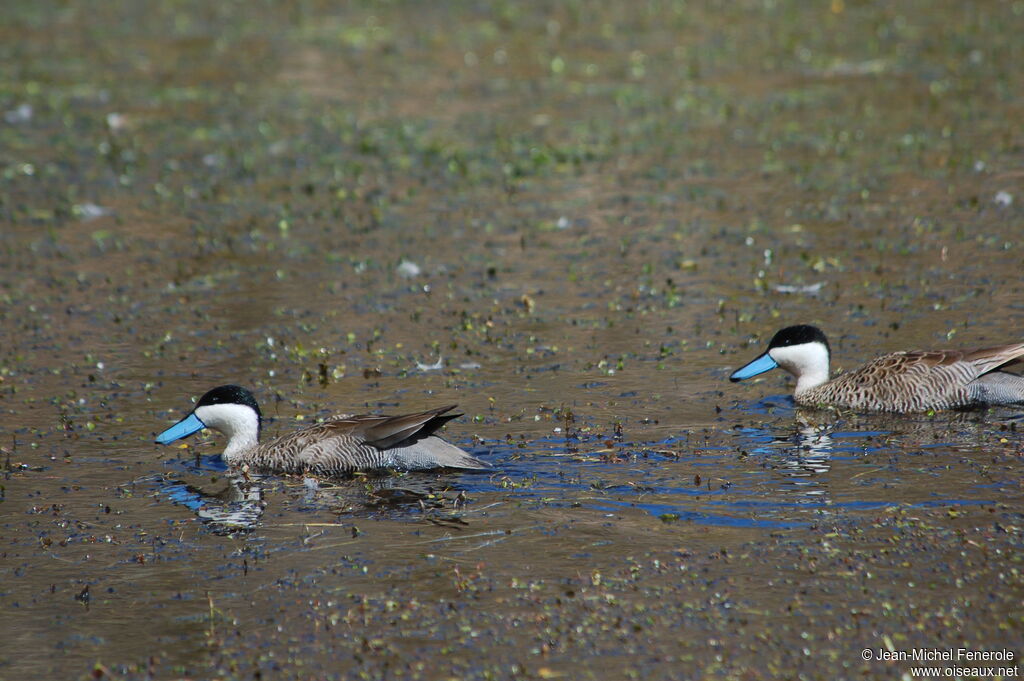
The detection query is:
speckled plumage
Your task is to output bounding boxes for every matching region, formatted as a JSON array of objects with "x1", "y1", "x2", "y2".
[
  {"x1": 156, "y1": 386, "x2": 490, "y2": 474},
  {"x1": 795, "y1": 344, "x2": 1024, "y2": 412},
  {"x1": 730, "y1": 326, "x2": 1024, "y2": 413},
  {"x1": 237, "y1": 407, "x2": 489, "y2": 475}
]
